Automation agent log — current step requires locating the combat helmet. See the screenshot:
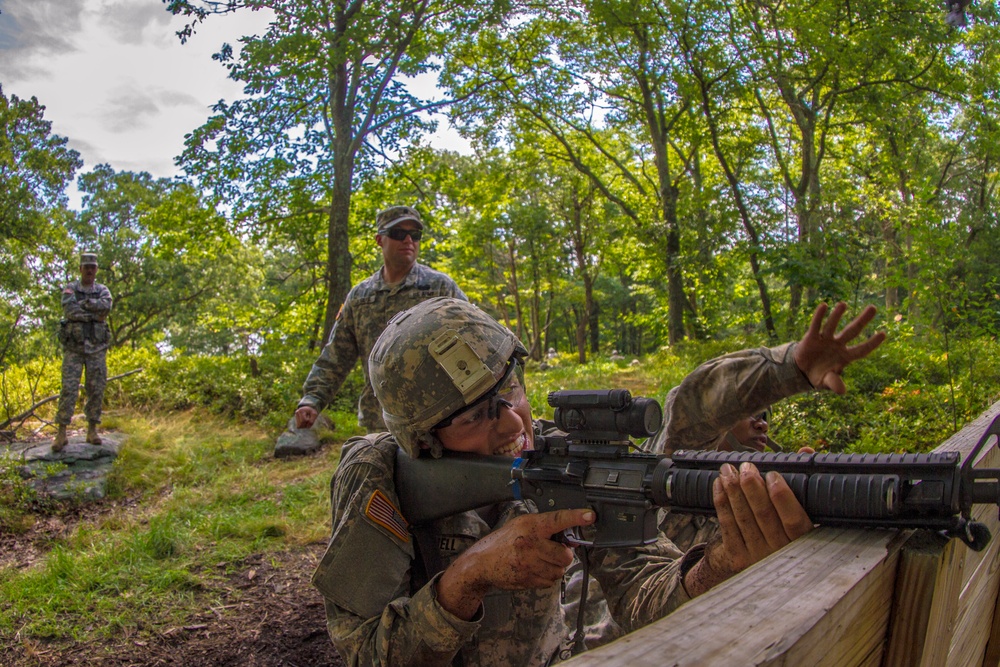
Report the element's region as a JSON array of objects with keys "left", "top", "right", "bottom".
[{"left": 370, "top": 297, "right": 527, "bottom": 458}]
